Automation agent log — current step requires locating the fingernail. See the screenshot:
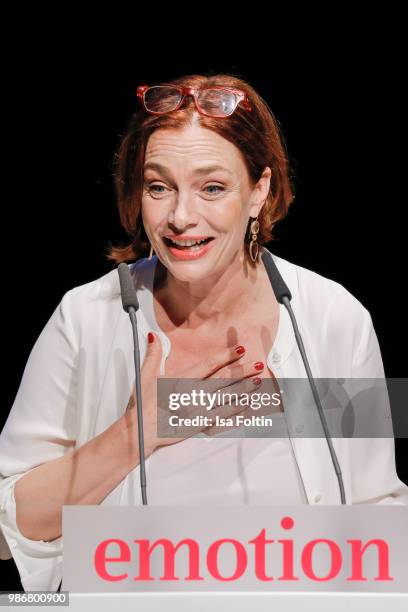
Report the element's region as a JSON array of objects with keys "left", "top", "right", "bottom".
[
  {"left": 252, "top": 377, "right": 262, "bottom": 385},
  {"left": 235, "top": 345, "right": 245, "bottom": 355},
  {"left": 148, "top": 332, "right": 155, "bottom": 344},
  {"left": 254, "top": 361, "right": 264, "bottom": 371}
]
